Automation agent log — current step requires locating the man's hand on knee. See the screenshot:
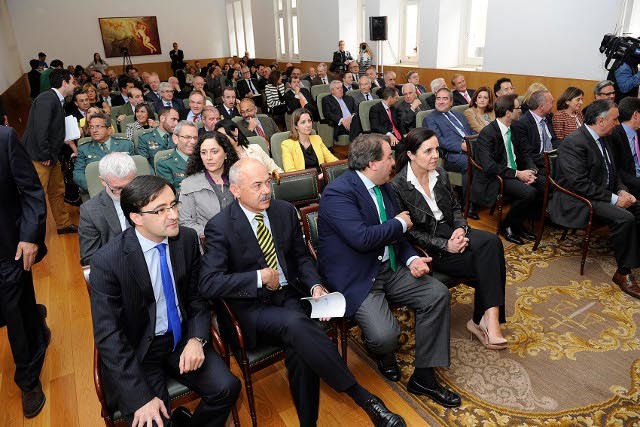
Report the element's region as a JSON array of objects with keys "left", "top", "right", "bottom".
[
  {"left": 132, "top": 397, "right": 168, "bottom": 427},
  {"left": 179, "top": 338, "right": 205, "bottom": 374}
]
